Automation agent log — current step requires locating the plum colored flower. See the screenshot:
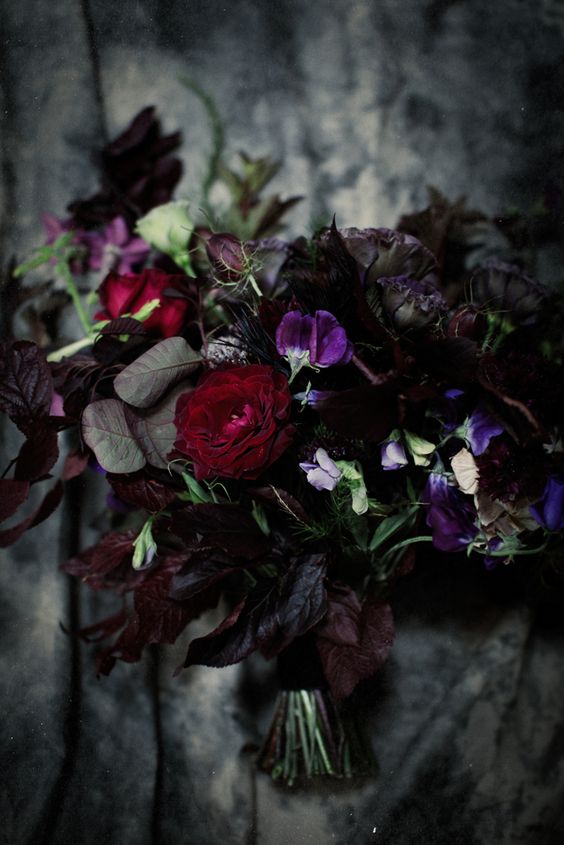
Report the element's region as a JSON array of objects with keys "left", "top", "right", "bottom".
[
  {"left": 95, "top": 268, "right": 192, "bottom": 338},
  {"left": 299, "top": 448, "right": 343, "bottom": 491},
  {"left": 276, "top": 310, "right": 353, "bottom": 378},
  {"left": 381, "top": 440, "right": 408, "bottom": 471},
  {"left": 173, "top": 365, "right": 294, "bottom": 480},
  {"left": 87, "top": 216, "right": 150, "bottom": 275},
  {"left": 206, "top": 233, "right": 246, "bottom": 282},
  {"left": 530, "top": 477, "right": 564, "bottom": 532},
  {"left": 423, "top": 473, "right": 478, "bottom": 553},
  {"left": 378, "top": 276, "right": 447, "bottom": 331},
  {"left": 466, "top": 407, "right": 504, "bottom": 456}
]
